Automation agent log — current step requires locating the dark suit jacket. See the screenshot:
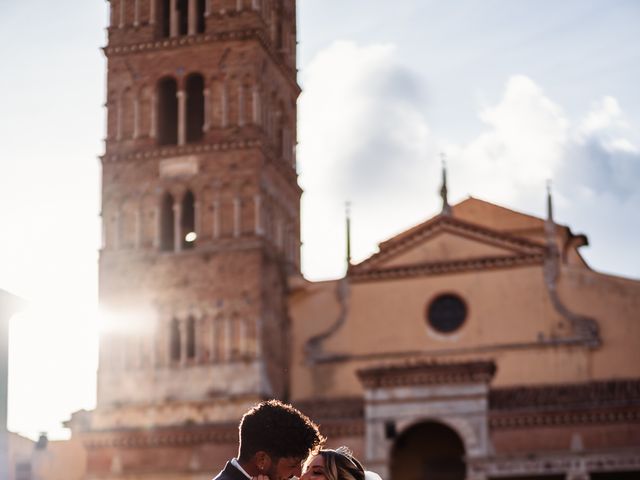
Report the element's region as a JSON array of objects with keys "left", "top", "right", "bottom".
[{"left": 212, "top": 461, "right": 251, "bottom": 480}]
